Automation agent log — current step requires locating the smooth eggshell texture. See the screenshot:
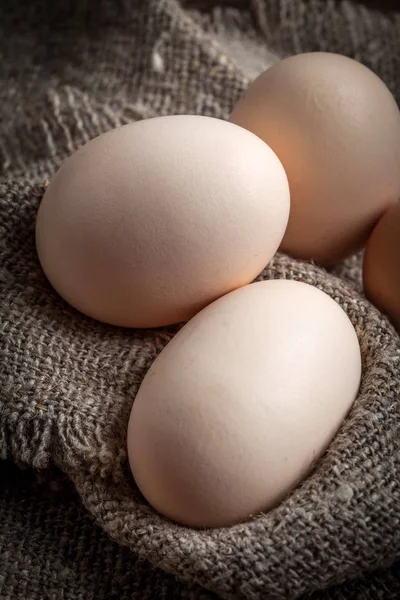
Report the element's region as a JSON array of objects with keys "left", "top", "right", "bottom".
[
  {"left": 127, "top": 279, "right": 361, "bottom": 528},
  {"left": 363, "top": 201, "right": 400, "bottom": 331},
  {"left": 230, "top": 52, "right": 400, "bottom": 265},
  {"left": 35, "top": 115, "right": 289, "bottom": 328}
]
